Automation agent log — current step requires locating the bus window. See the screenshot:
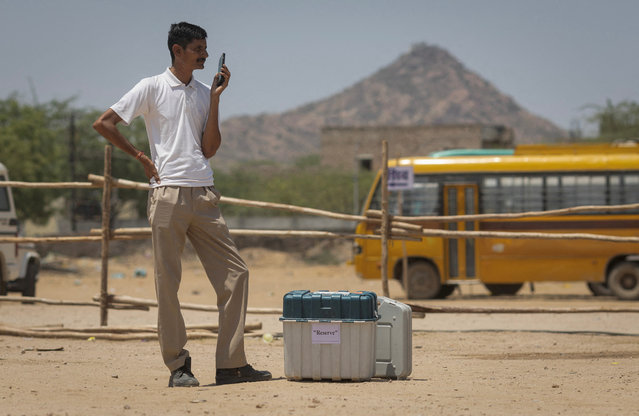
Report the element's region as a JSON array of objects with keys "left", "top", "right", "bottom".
[
  {"left": 576, "top": 176, "right": 606, "bottom": 206},
  {"left": 481, "top": 177, "right": 499, "bottom": 213},
  {"left": 404, "top": 182, "right": 439, "bottom": 215},
  {"left": 369, "top": 175, "right": 440, "bottom": 216},
  {"left": 523, "top": 177, "right": 543, "bottom": 211},
  {"left": 609, "top": 176, "right": 623, "bottom": 205},
  {"left": 561, "top": 176, "right": 578, "bottom": 208},
  {"left": 545, "top": 176, "right": 561, "bottom": 210},
  {"left": 481, "top": 175, "right": 543, "bottom": 213},
  {"left": 504, "top": 176, "right": 522, "bottom": 212},
  {"left": 561, "top": 175, "right": 607, "bottom": 208},
  {"left": 624, "top": 175, "right": 639, "bottom": 204}
]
